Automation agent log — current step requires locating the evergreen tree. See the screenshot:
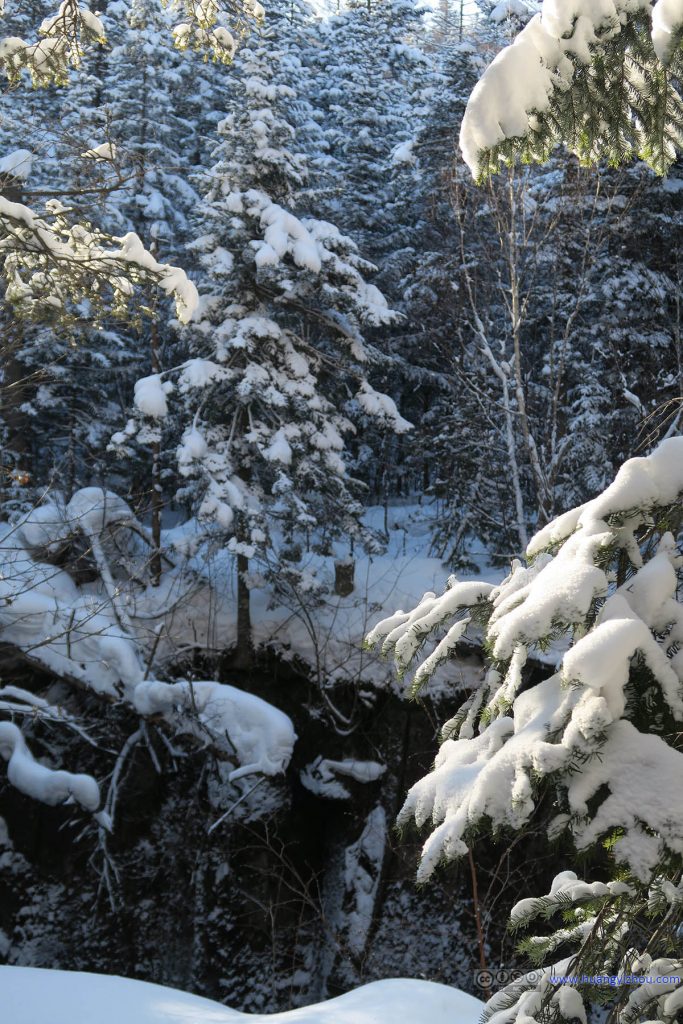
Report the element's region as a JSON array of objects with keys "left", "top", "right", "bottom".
[
  {"left": 312, "top": 0, "right": 433, "bottom": 261},
  {"left": 368, "top": 438, "right": 683, "bottom": 1023},
  {"left": 102, "top": 0, "right": 200, "bottom": 250},
  {"left": 460, "top": 0, "right": 683, "bottom": 179},
  {"left": 164, "top": 35, "right": 410, "bottom": 663}
]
